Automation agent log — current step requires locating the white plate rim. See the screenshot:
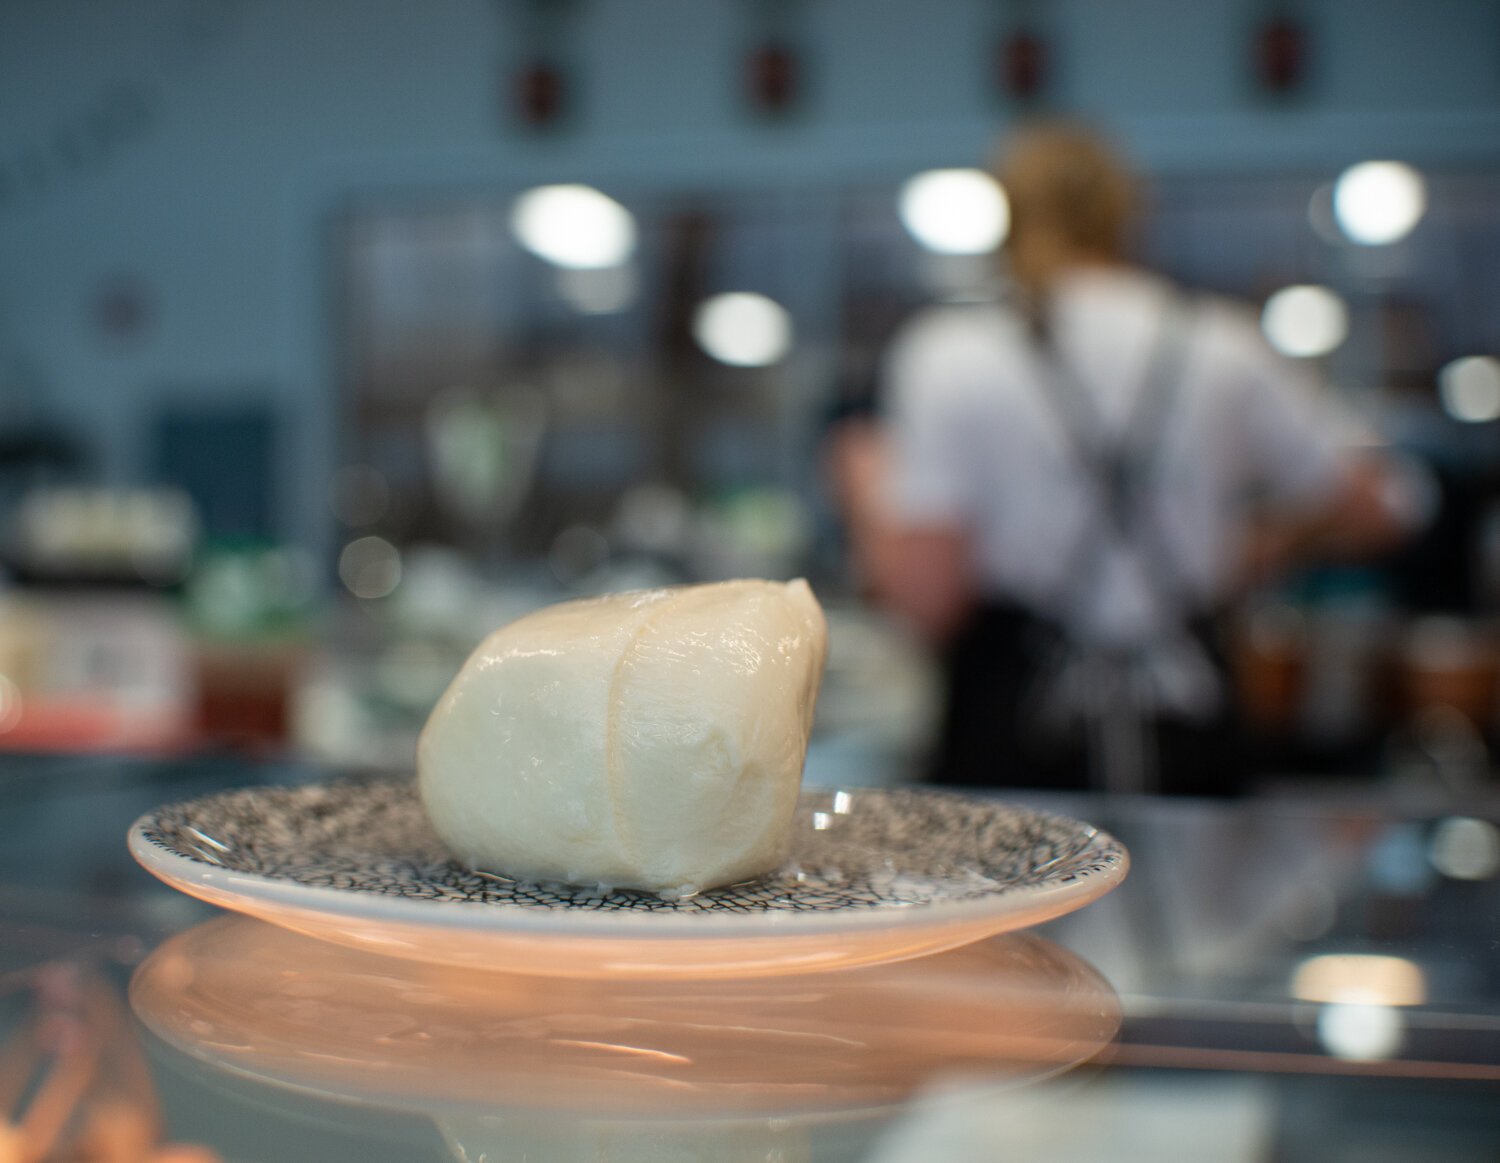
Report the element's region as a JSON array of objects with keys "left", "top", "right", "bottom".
[{"left": 127, "top": 785, "right": 1129, "bottom": 941}]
